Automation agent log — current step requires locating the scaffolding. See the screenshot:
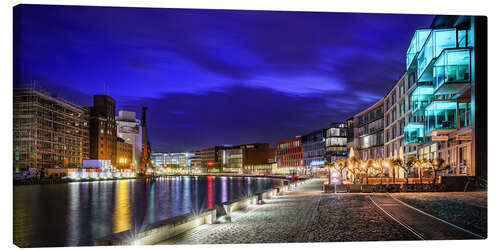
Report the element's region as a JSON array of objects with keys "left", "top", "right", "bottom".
[{"left": 13, "top": 85, "right": 90, "bottom": 171}]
